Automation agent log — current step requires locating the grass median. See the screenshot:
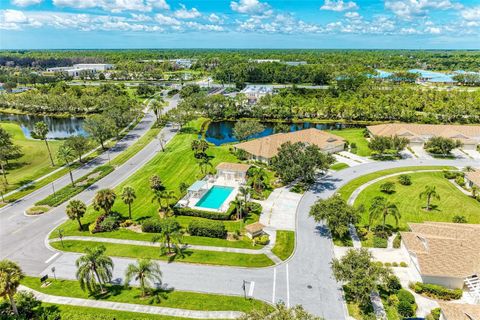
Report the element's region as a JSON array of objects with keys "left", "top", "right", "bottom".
[
  {"left": 22, "top": 276, "right": 270, "bottom": 313},
  {"left": 50, "top": 240, "right": 274, "bottom": 267},
  {"left": 271, "top": 231, "right": 295, "bottom": 261}
]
